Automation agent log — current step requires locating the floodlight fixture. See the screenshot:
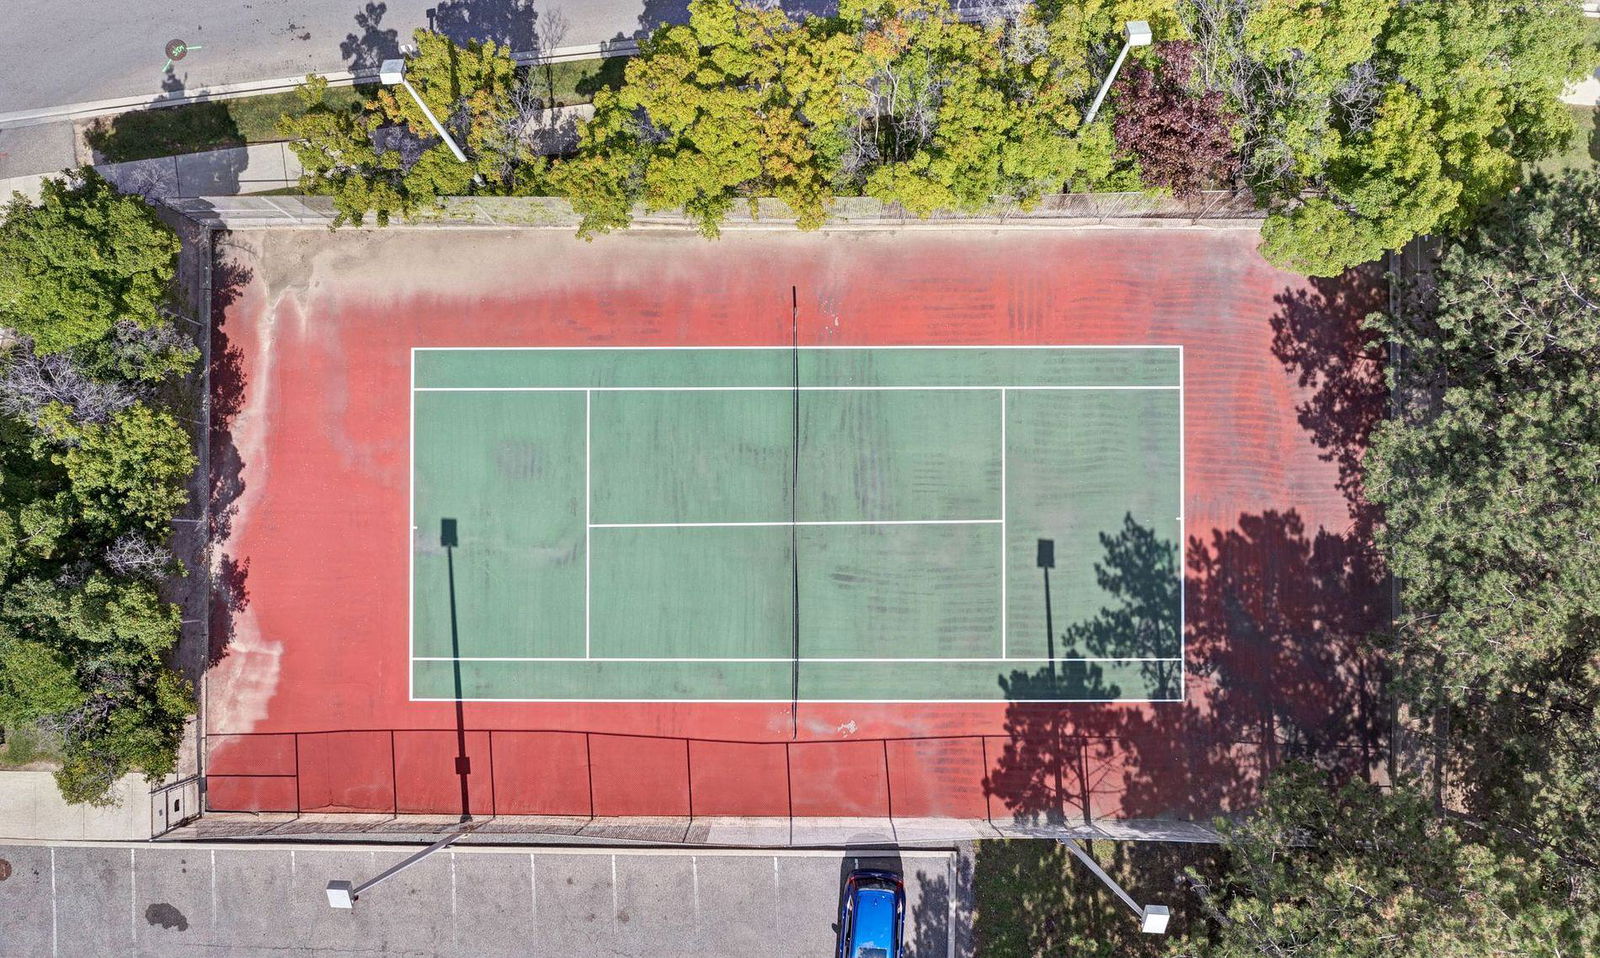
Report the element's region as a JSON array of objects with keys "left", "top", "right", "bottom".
[
  {"left": 378, "top": 57, "right": 469, "bottom": 163},
  {"left": 1083, "top": 21, "right": 1154, "bottom": 125},
  {"left": 1058, "top": 838, "right": 1171, "bottom": 935}
]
